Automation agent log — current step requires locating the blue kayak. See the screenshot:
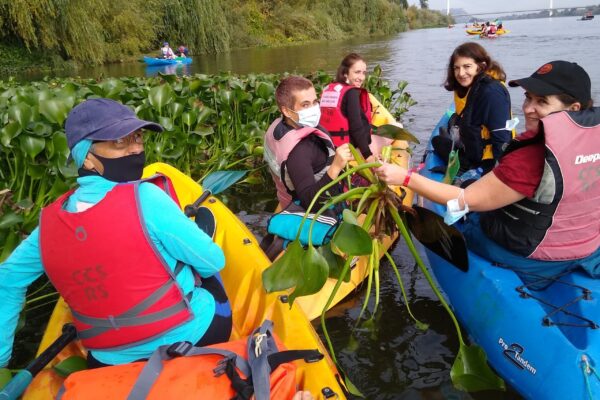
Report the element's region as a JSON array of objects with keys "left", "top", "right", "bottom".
[
  {"left": 143, "top": 56, "right": 192, "bottom": 66},
  {"left": 418, "top": 111, "right": 600, "bottom": 399}
]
